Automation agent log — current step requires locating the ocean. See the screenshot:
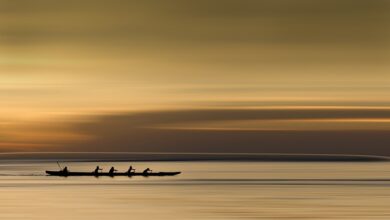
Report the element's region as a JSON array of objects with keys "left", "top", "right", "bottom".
[{"left": 1, "top": 161, "right": 390, "bottom": 219}]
